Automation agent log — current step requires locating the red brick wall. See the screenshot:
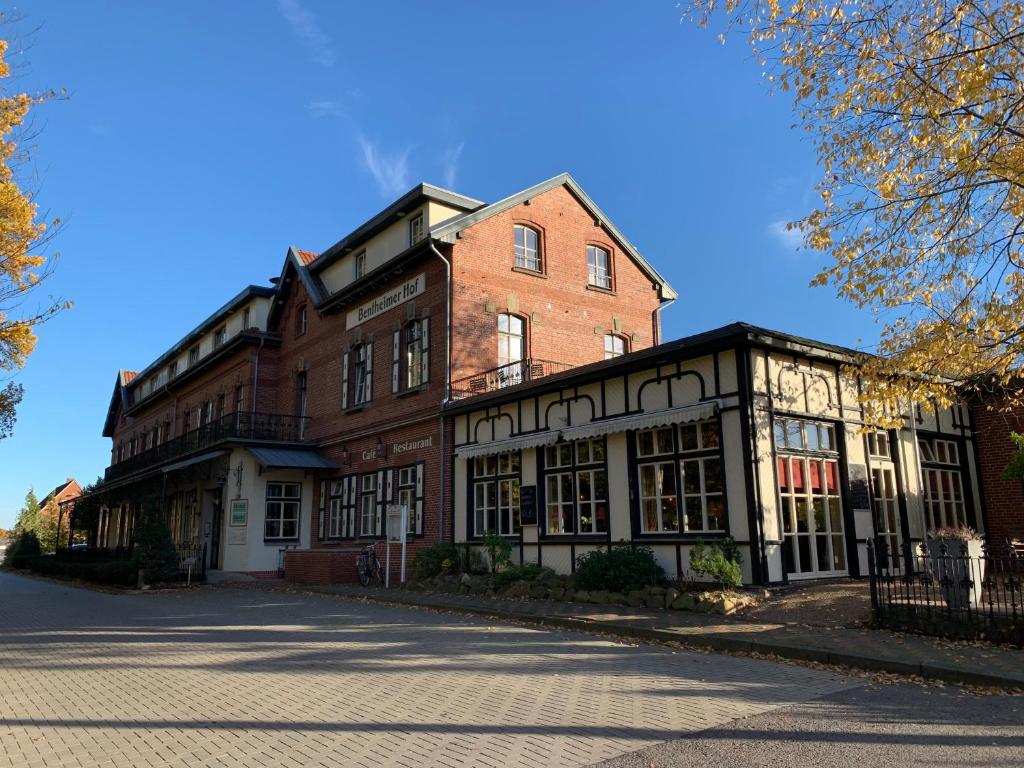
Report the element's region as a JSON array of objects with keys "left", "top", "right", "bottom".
[
  {"left": 449, "top": 184, "right": 663, "bottom": 383},
  {"left": 971, "top": 400, "right": 1024, "bottom": 542}
]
